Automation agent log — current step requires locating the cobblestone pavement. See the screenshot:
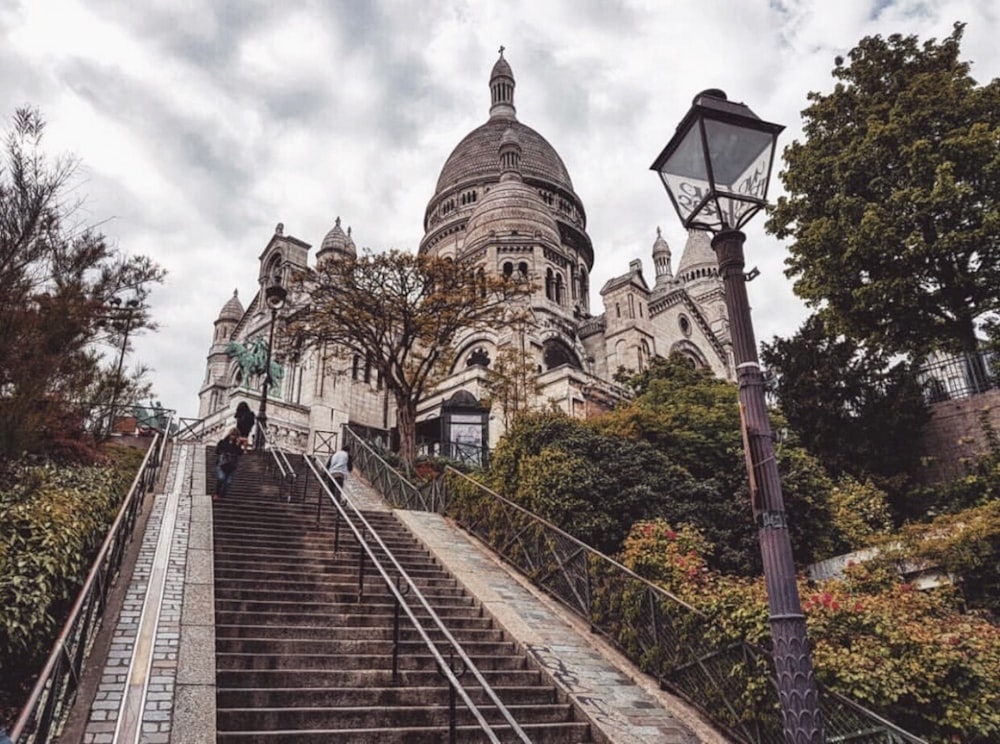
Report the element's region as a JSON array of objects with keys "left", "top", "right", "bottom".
[{"left": 82, "top": 443, "right": 211, "bottom": 744}]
